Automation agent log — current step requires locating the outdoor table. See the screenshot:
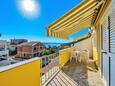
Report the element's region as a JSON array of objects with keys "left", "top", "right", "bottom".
[{"left": 70, "top": 50, "right": 81, "bottom": 63}]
